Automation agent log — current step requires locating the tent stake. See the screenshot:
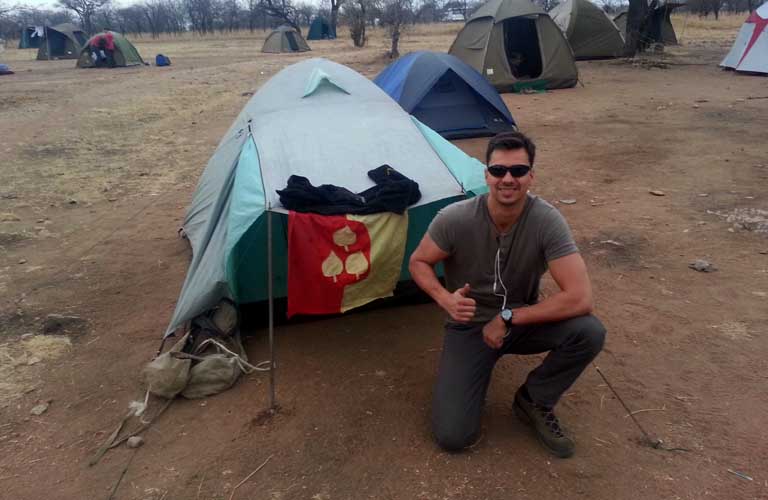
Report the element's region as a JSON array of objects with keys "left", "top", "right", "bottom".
[{"left": 267, "top": 207, "right": 276, "bottom": 410}]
